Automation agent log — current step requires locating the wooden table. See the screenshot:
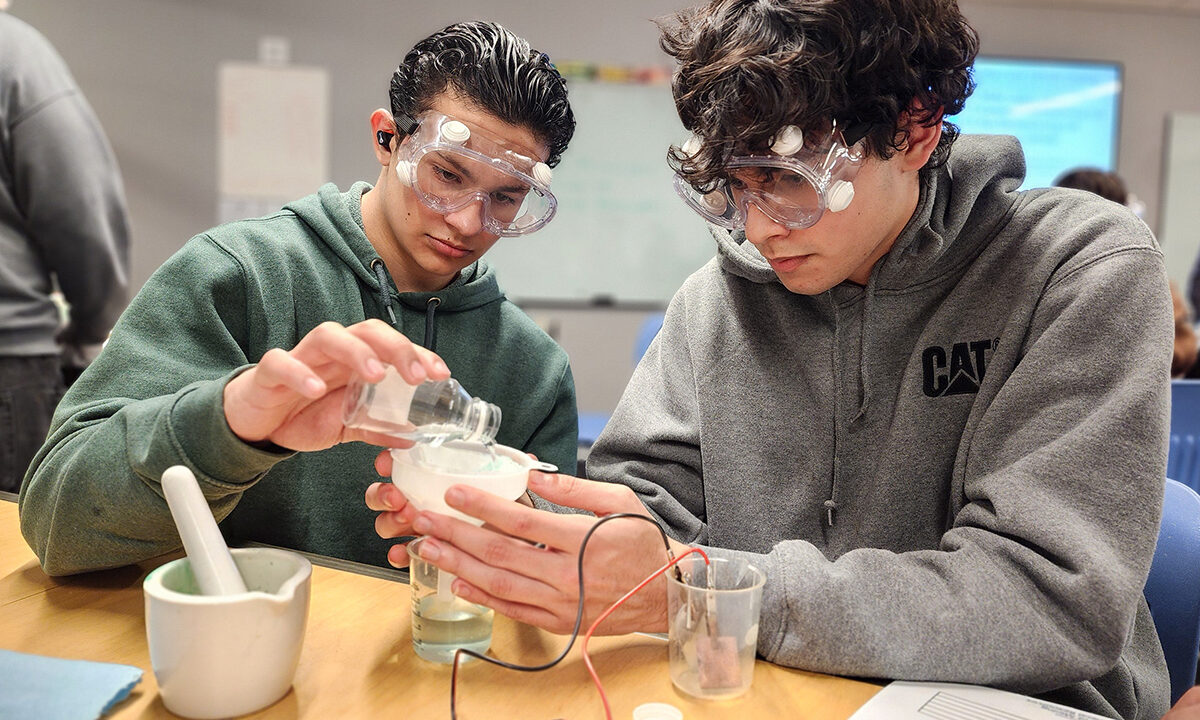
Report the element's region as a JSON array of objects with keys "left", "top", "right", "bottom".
[{"left": 0, "top": 499, "right": 880, "bottom": 718}]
